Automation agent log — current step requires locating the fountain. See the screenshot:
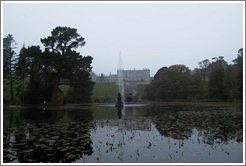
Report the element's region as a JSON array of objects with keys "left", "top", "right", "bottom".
[{"left": 115, "top": 51, "right": 124, "bottom": 108}]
